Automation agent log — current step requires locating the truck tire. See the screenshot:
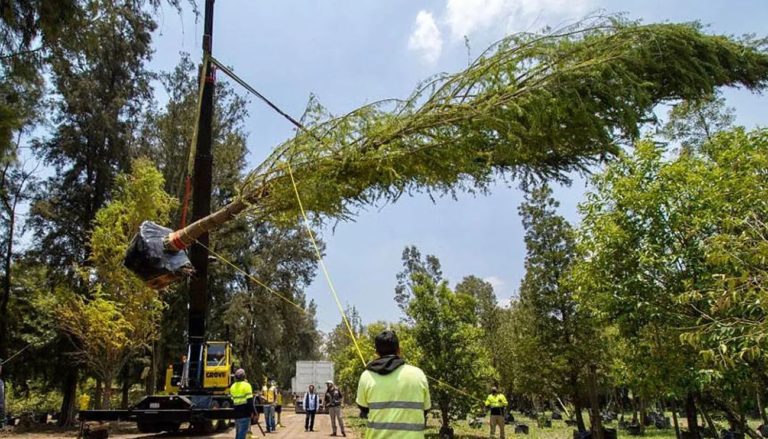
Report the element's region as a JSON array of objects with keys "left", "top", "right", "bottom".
[
  {"left": 217, "top": 400, "right": 232, "bottom": 431},
  {"left": 193, "top": 400, "right": 219, "bottom": 434}
]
